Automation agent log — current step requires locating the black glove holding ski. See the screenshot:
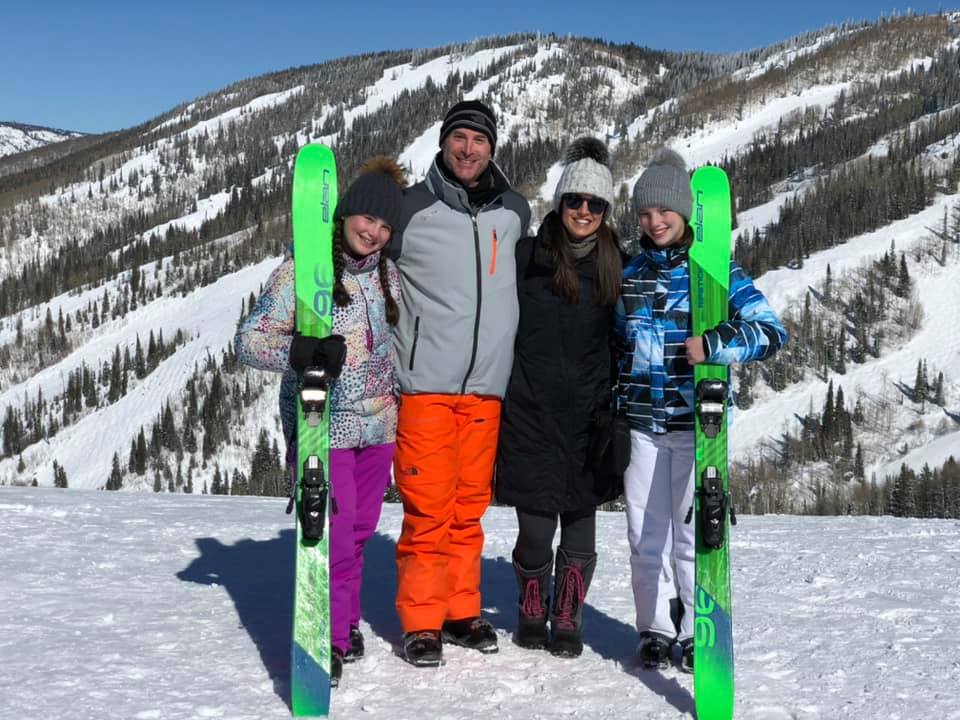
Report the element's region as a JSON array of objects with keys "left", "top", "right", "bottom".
[{"left": 288, "top": 333, "right": 347, "bottom": 378}]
